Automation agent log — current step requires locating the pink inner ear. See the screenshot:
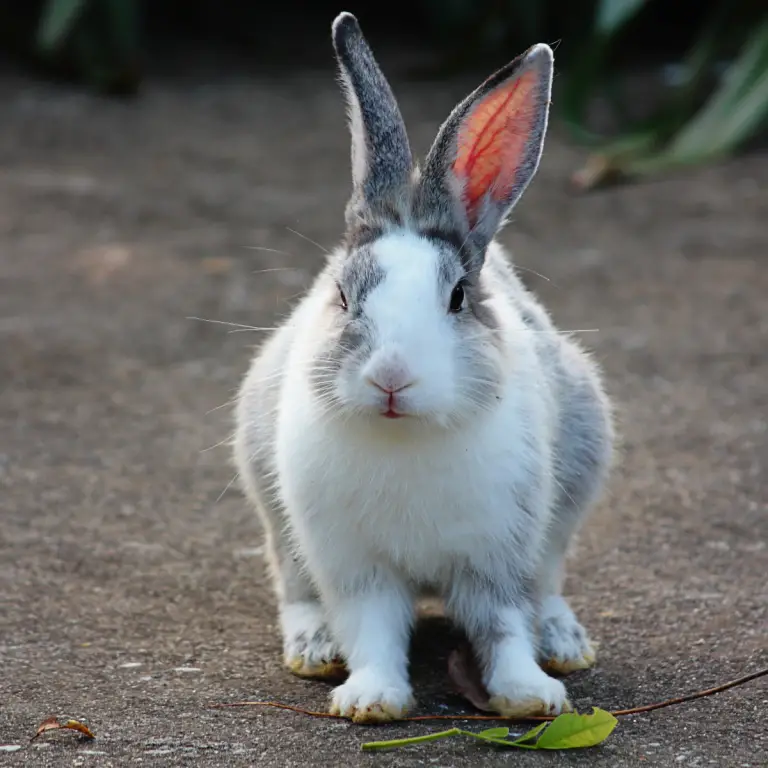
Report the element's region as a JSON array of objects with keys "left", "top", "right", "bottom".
[{"left": 453, "top": 70, "right": 539, "bottom": 221}]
